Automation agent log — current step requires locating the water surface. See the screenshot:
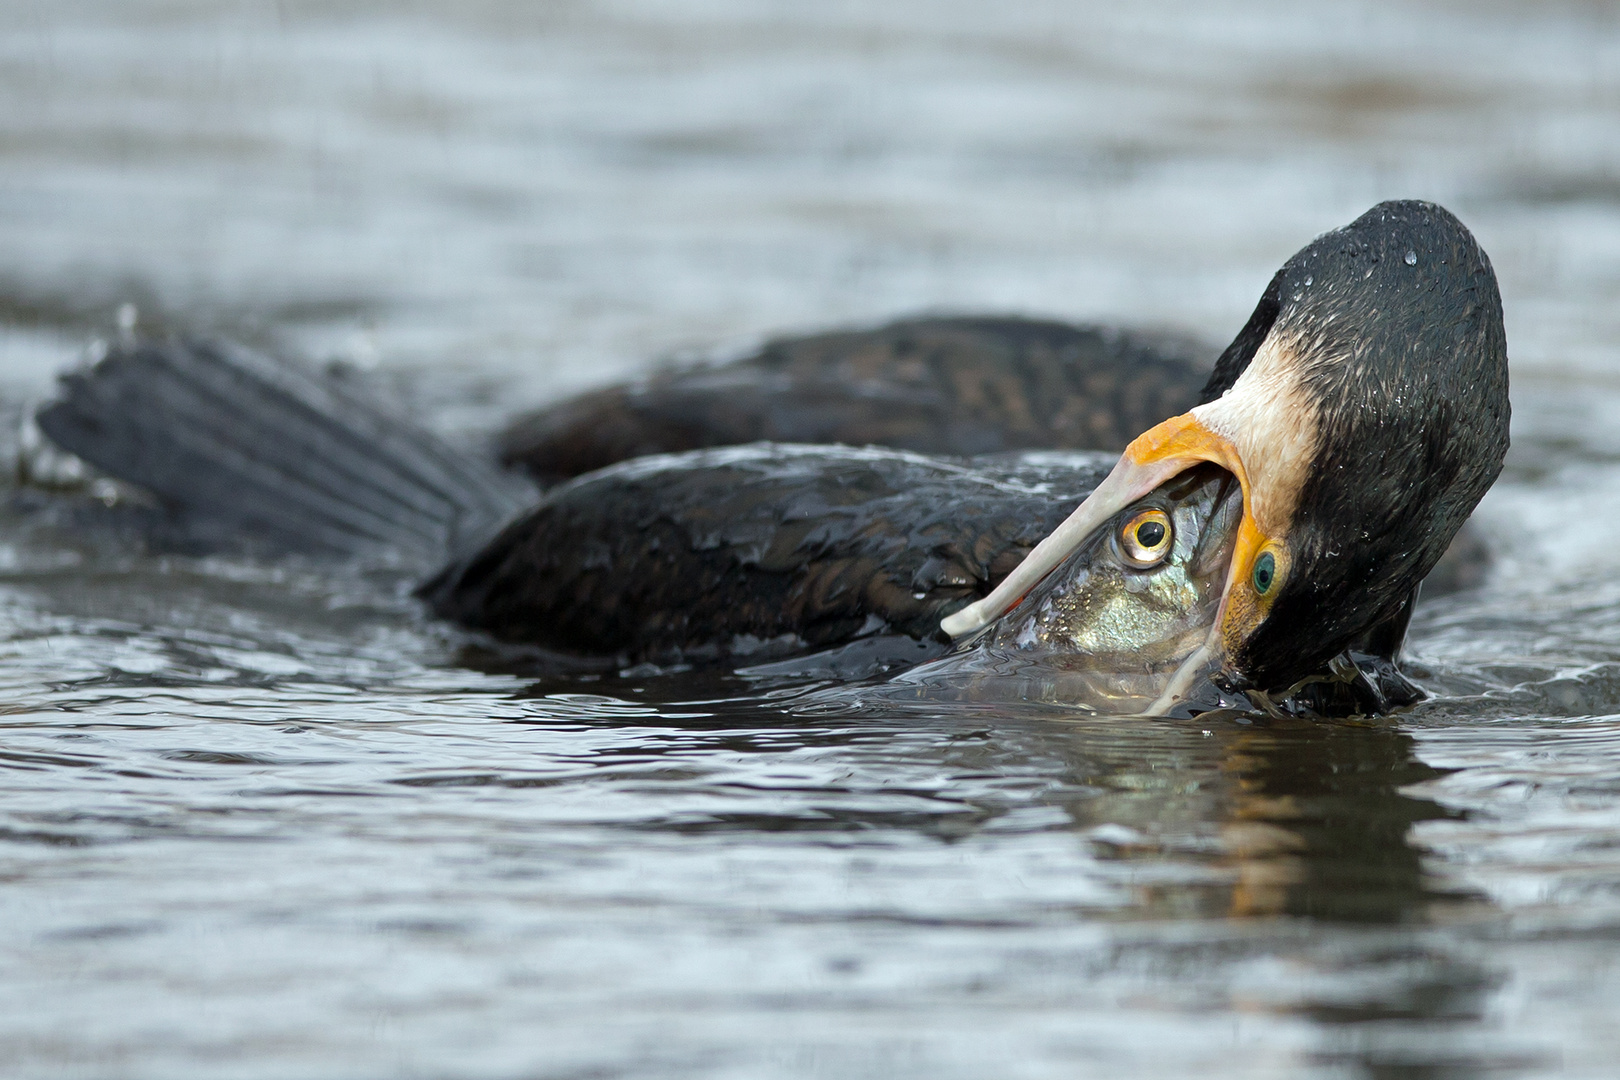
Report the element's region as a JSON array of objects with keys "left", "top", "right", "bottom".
[{"left": 2, "top": 1, "right": 1620, "bottom": 1076}]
